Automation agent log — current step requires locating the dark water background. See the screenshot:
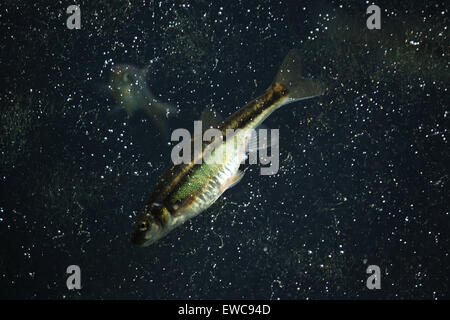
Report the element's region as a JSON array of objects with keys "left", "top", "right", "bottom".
[{"left": 0, "top": 0, "right": 449, "bottom": 299}]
